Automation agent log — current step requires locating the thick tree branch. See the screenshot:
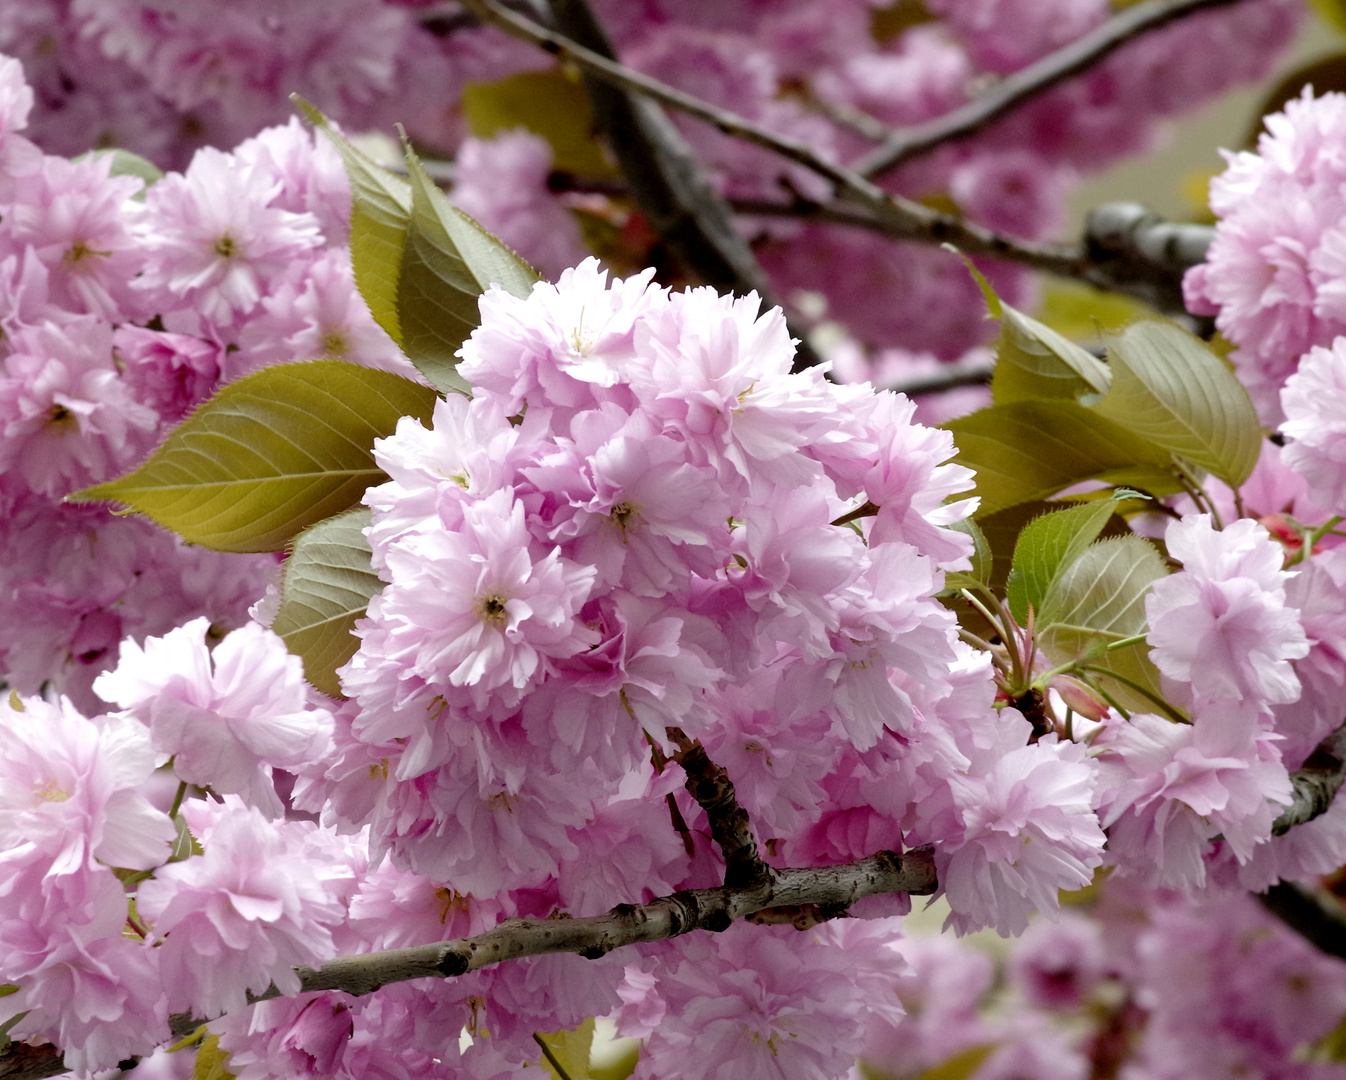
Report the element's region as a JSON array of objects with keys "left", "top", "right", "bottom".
[
  {"left": 1271, "top": 721, "right": 1346, "bottom": 837},
  {"left": 854, "top": 0, "right": 1251, "bottom": 178},
  {"left": 0, "top": 849, "right": 938, "bottom": 1080}
]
